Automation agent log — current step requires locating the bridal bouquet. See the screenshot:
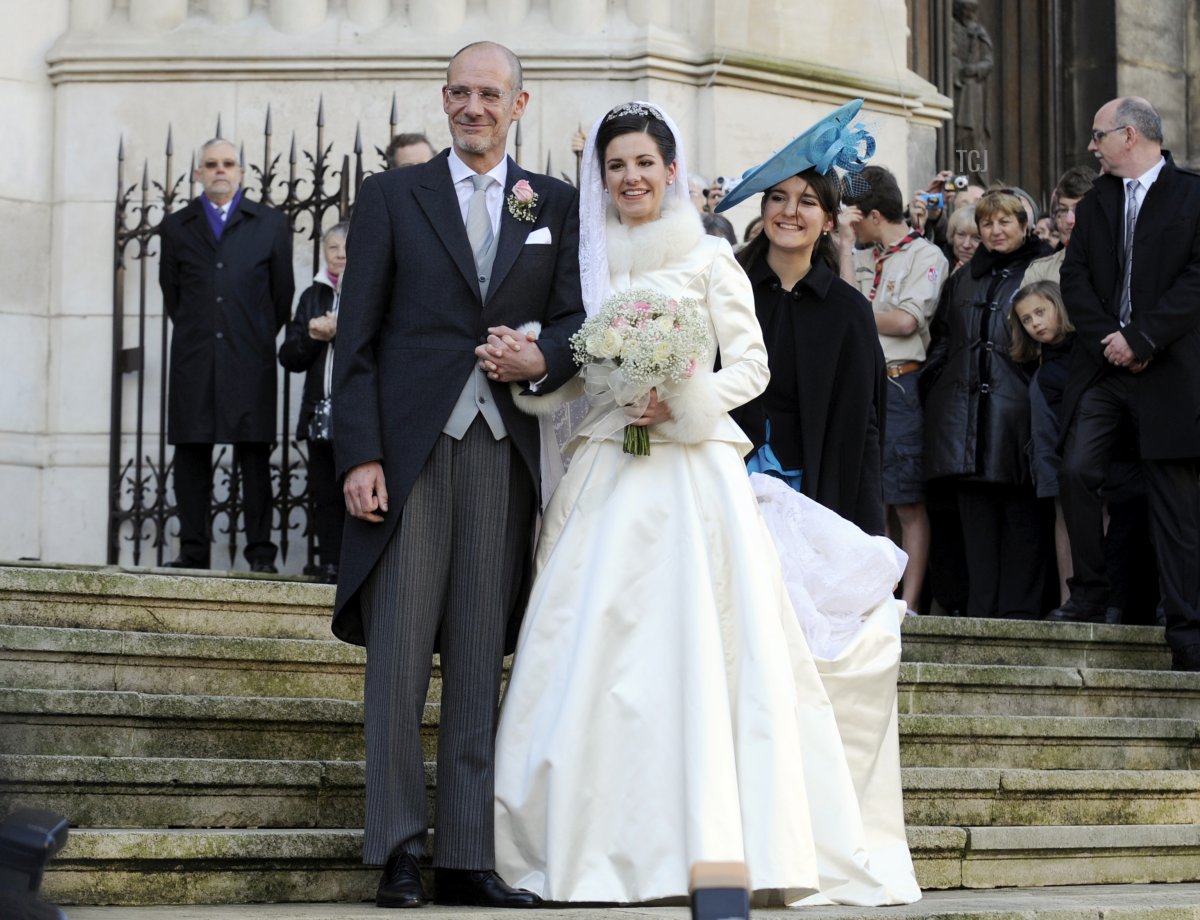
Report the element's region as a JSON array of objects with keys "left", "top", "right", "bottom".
[{"left": 570, "top": 288, "right": 711, "bottom": 455}]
